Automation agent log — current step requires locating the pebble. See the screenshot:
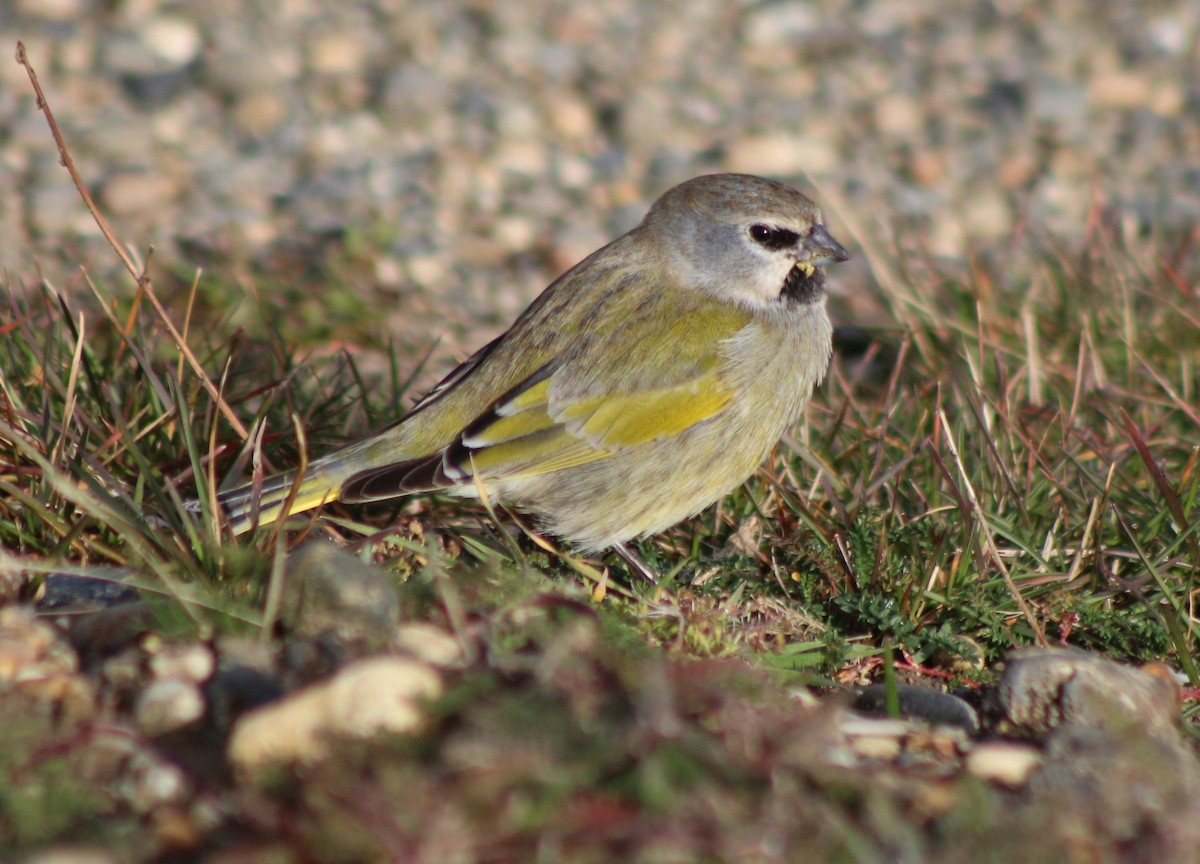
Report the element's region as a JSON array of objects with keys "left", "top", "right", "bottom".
[
  {"left": 280, "top": 542, "right": 400, "bottom": 643},
  {"left": 0, "top": 605, "right": 95, "bottom": 719},
  {"left": 147, "top": 643, "right": 216, "bottom": 683},
  {"left": 740, "top": 2, "right": 822, "bottom": 48},
  {"left": 965, "top": 741, "right": 1043, "bottom": 788},
  {"left": 127, "top": 750, "right": 192, "bottom": 808},
  {"left": 230, "top": 90, "right": 289, "bottom": 136},
  {"left": 227, "top": 656, "right": 443, "bottom": 773},
  {"left": 905, "top": 150, "right": 947, "bottom": 187},
  {"left": 394, "top": 623, "right": 465, "bottom": 667},
  {"left": 15, "top": 0, "right": 88, "bottom": 19},
  {"left": 136, "top": 677, "right": 206, "bottom": 736},
  {"left": 1088, "top": 71, "right": 1153, "bottom": 109},
  {"left": 874, "top": 93, "right": 925, "bottom": 136},
  {"left": 493, "top": 215, "right": 539, "bottom": 251},
  {"left": 20, "top": 849, "right": 121, "bottom": 864},
  {"left": 849, "top": 731, "right": 904, "bottom": 761},
  {"left": 1147, "top": 13, "right": 1193, "bottom": 56},
  {"left": 99, "top": 170, "right": 183, "bottom": 216},
  {"left": 1031, "top": 723, "right": 1200, "bottom": 845},
  {"left": 854, "top": 683, "right": 980, "bottom": 734},
  {"left": 37, "top": 572, "right": 142, "bottom": 610},
  {"left": 308, "top": 32, "right": 370, "bottom": 76},
  {"left": 727, "top": 133, "right": 839, "bottom": 176},
  {"left": 140, "top": 16, "right": 204, "bottom": 67},
  {"left": 547, "top": 95, "right": 596, "bottom": 140},
  {"left": 990, "top": 647, "right": 1181, "bottom": 741},
  {"left": 0, "top": 569, "right": 25, "bottom": 605},
  {"left": 1149, "top": 82, "right": 1185, "bottom": 117}
]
